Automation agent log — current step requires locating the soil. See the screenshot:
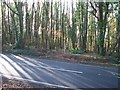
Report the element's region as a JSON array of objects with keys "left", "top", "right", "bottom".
[
  {"left": 47, "top": 50, "right": 119, "bottom": 66},
  {"left": 1, "top": 76, "right": 58, "bottom": 90}
]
